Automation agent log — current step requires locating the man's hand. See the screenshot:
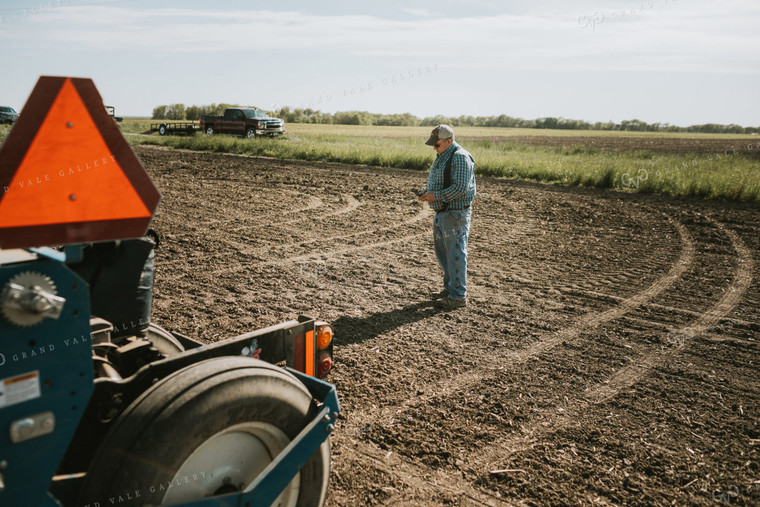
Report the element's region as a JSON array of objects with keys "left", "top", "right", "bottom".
[{"left": 418, "top": 191, "right": 435, "bottom": 203}]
